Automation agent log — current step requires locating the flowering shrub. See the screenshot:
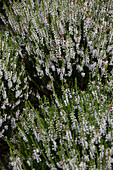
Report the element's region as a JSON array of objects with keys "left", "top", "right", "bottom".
[
  {"left": 0, "top": 29, "right": 30, "bottom": 139},
  {"left": 0, "top": 0, "right": 113, "bottom": 169},
  {"left": 1, "top": 0, "right": 113, "bottom": 93},
  {"left": 6, "top": 77, "right": 113, "bottom": 169}
]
